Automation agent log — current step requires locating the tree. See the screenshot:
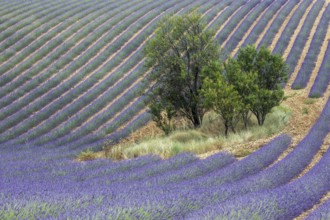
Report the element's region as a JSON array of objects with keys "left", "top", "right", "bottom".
[
  {"left": 144, "top": 10, "right": 221, "bottom": 128},
  {"left": 202, "top": 68, "right": 243, "bottom": 137},
  {"left": 148, "top": 98, "right": 176, "bottom": 135},
  {"left": 223, "top": 58, "right": 258, "bottom": 129},
  {"left": 249, "top": 88, "right": 284, "bottom": 126},
  {"left": 236, "top": 45, "right": 288, "bottom": 125},
  {"left": 237, "top": 45, "right": 288, "bottom": 90}
]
